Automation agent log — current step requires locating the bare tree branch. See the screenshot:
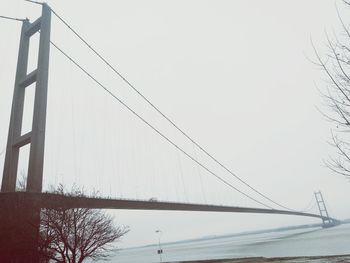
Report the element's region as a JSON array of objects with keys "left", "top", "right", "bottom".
[{"left": 317, "top": 1, "right": 350, "bottom": 178}]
